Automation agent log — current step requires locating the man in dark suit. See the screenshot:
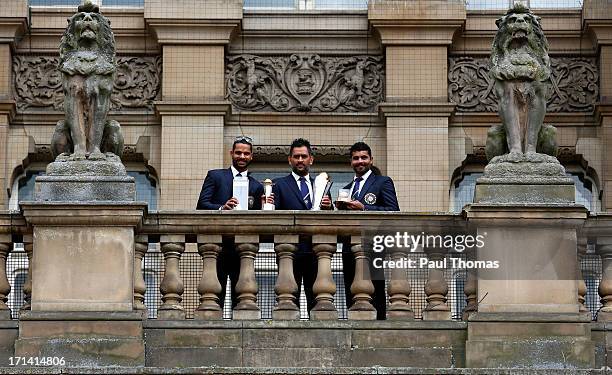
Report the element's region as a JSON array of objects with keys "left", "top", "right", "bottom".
[
  {"left": 340, "top": 141, "right": 400, "bottom": 319},
  {"left": 272, "top": 138, "right": 332, "bottom": 312},
  {"left": 196, "top": 136, "right": 269, "bottom": 309}
]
